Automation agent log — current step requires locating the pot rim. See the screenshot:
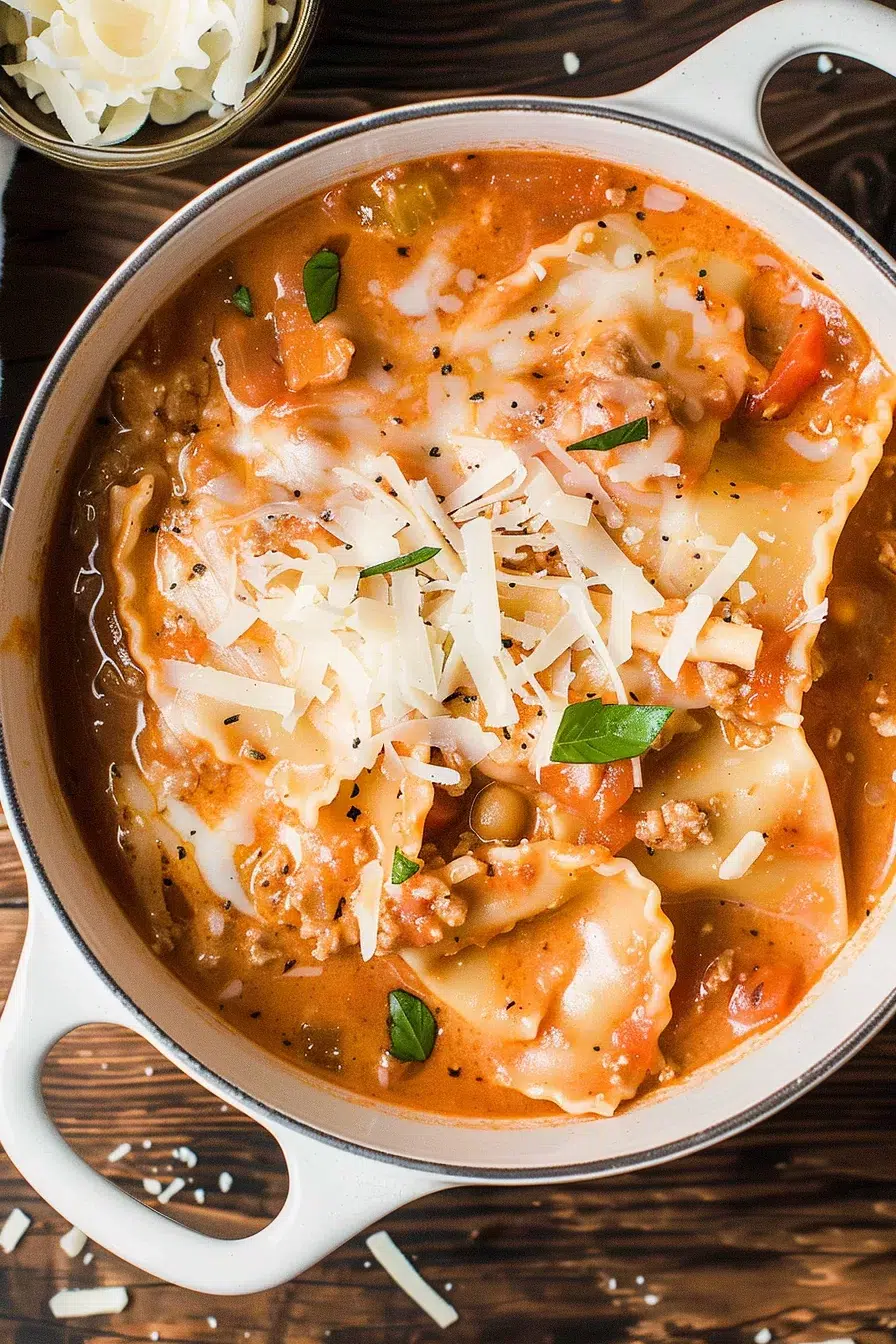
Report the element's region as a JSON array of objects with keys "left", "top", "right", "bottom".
[{"left": 4, "top": 93, "right": 896, "bottom": 1182}]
